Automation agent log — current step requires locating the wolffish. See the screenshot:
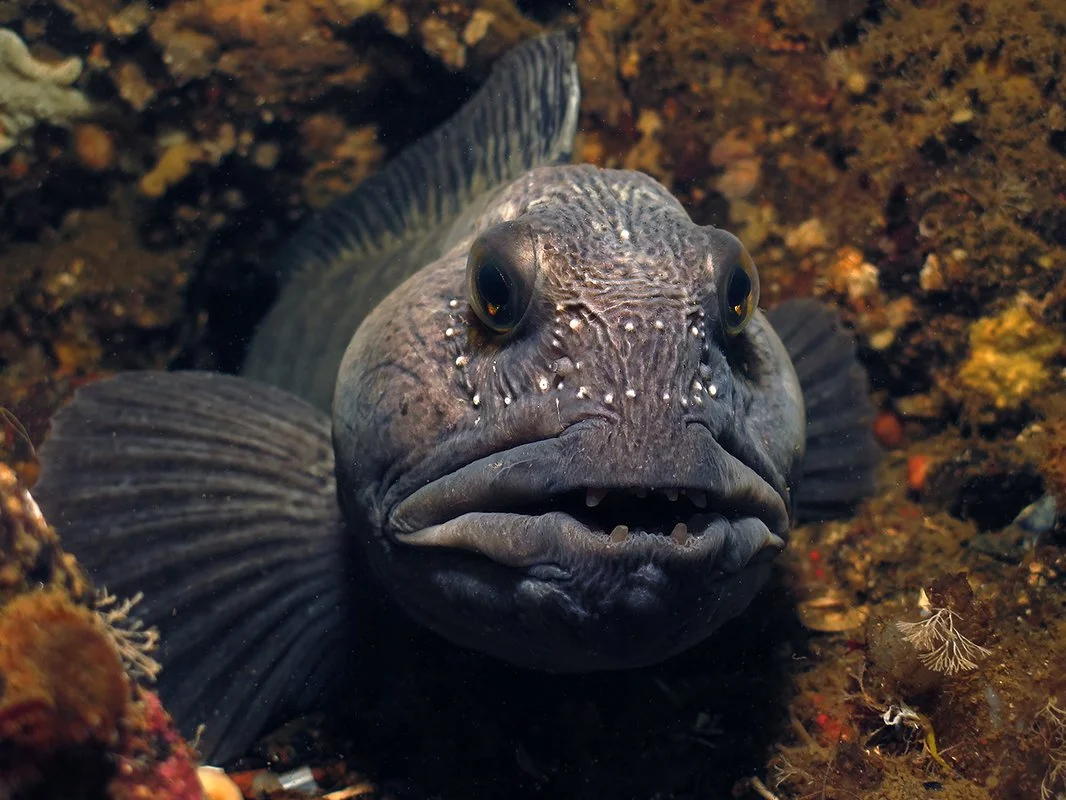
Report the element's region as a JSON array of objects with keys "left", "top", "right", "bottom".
[{"left": 33, "top": 32, "right": 878, "bottom": 763}]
